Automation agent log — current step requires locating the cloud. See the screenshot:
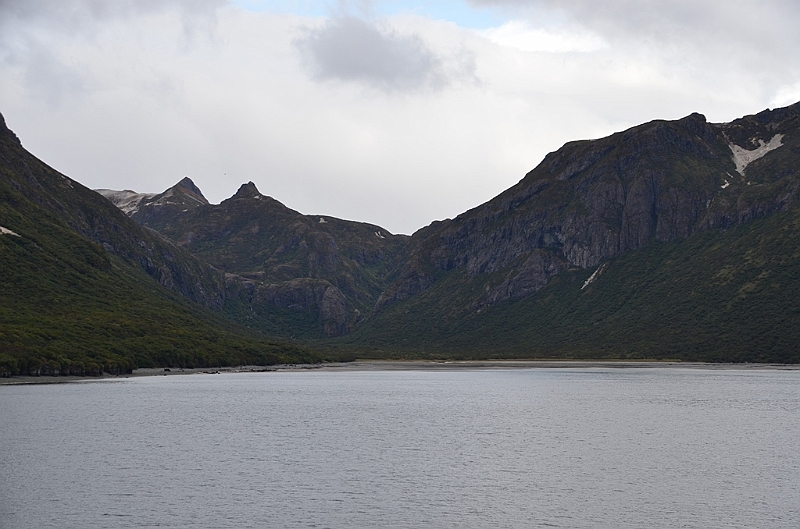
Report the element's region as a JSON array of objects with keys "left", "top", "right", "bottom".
[
  {"left": 0, "top": 0, "right": 224, "bottom": 109},
  {"left": 479, "top": 20, "right": 607, "bottom": 53},
  {"left": 294, "top": 16, "right": 476, "bottom": 93},
  {"left": 0, "top": 0, "right": 224, "bottom": 24},
  {"left": 469, "top": 0, "right": 800, "bottom": 108},
  {"left": 771, "top": 81, "right": 800, "bottom": 108},
  {"left": 0, "top": 0, "right": 224, "bottom": 59}
]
